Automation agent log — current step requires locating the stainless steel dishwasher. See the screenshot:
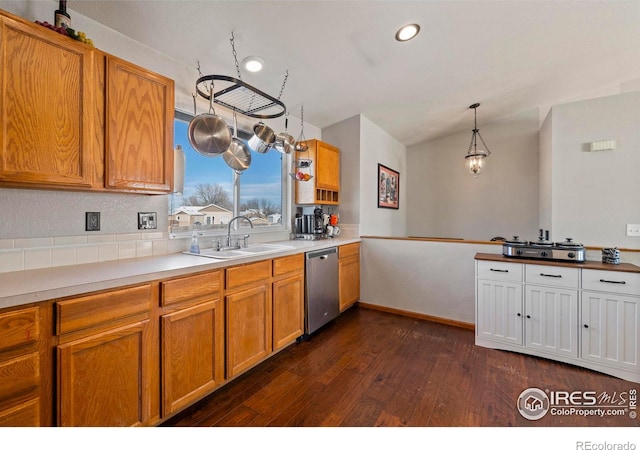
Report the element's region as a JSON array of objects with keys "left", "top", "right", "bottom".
[{"left": 305, "top": 247, "right": 339, "bottom": 335}]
